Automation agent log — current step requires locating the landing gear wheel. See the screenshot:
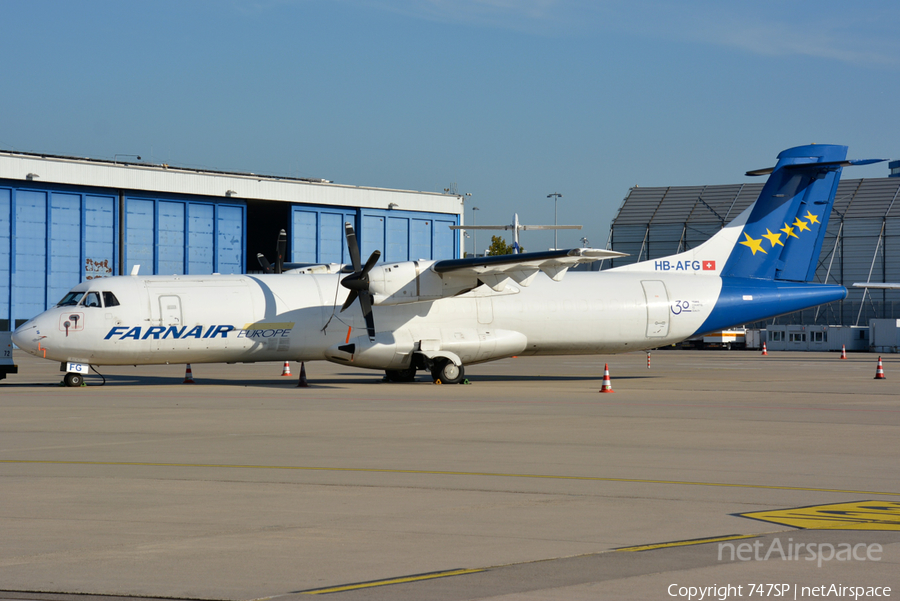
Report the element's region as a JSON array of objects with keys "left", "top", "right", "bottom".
[
  {"left": 385, "top": 366, "right": 417, "bottom": 382},
  {"left": 64, "top": 372, "right": 84, "bottom": 387},
  {"left": 431, "top": 360, "right": 464, "bottom": 384}
]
